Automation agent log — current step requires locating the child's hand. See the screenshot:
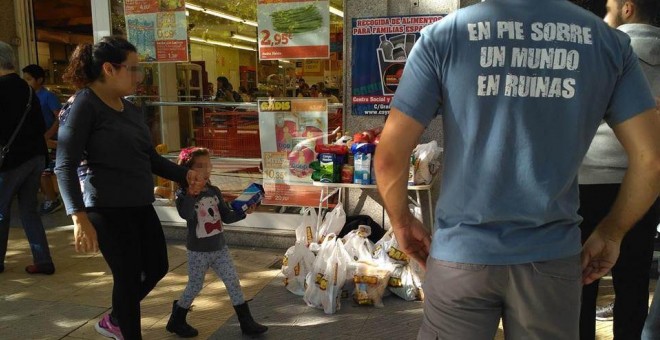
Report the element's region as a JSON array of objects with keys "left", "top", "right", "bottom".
[
  {"left": 245, "top": 204, "right": 257, "bottom": 214},
  {"left": 186, "top": 170, "right": 205, "bottom": 195}
]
